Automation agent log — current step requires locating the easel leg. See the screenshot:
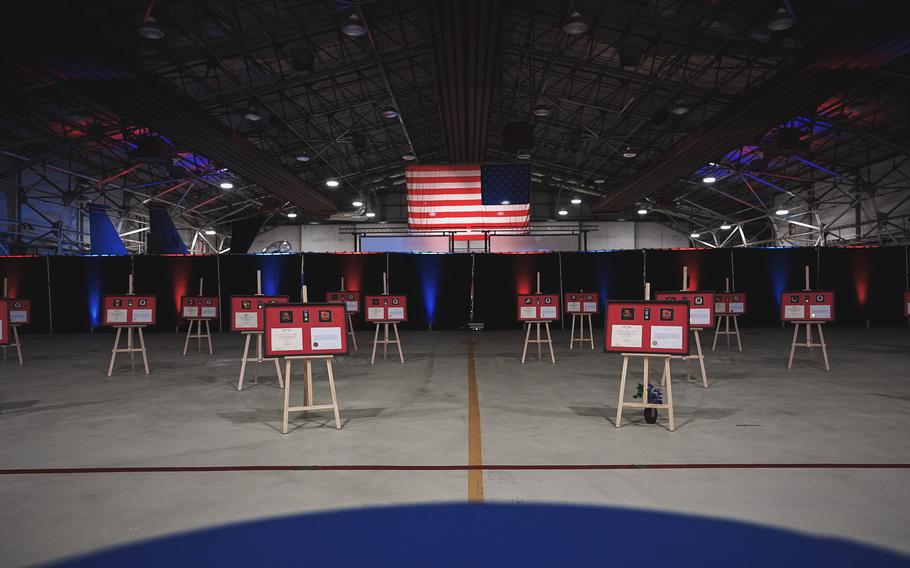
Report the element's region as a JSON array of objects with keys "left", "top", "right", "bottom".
[
  {"left": 725, "top": 316, "right": 731, "bottom": 349},
  {"left": 13, "top": 327, "right": 23, "bottom": 366},
  {"left": 664, "top": 357, "right": 675, "bottom": 431},
  {"left": 642, "top": 357, "right": 650, "bottom": 419},
  {"left": 393, "top": 323, "right": 404, "bottom": 363},
  {"left": 254, "top": 334, "right": 263, "bottom": 384},
  {"left": 327, "top": 359, "right": 342, "bottom": 430},
  {"left": 274, "top": 357, "right": 285, "bottom": 389},
  {"left": 712, "top": 316, "right": 721, "bottom": 351},
  {"left": 138, "top": 328, "right": 149, "bottom": 375},
  {"left": 536, "top": 322, "right": 542, "bottom": 360},
  {"left": 304, "top": 359, "right": 313, "bottom": 406},
  {"left": 817, "top": 324, "right": 830, "bottom": 371},
  {"left": 205, "top": 320, "right": 213, "bottom": 355},
  {"left": 127, "top": 327, "right": 135, "bottom": 371},
  {"left": 570, "top": 314, "right": 576, "bottom": 349},
  {"left": 733, "top": 316, "right": 742, "bottom": 352},
  {"left": 787, "top": 323, "right": 799, "bottom": 369},
  {"left": 694, "top": 329, "right": 708, "bottom": 388},
  {"left": 183, "top": 320, "right": 193, "bottom": 355},
  {"left": 371, "top": 324, "right": 380, "bottom": 365},
  {"left": 108, "top": 327, "right": 122, "bottom": 377},
  {"left": 282, "top": 358, "right": 292, "bottom": 434},
  {"left": 521, "top": 323, "right": 531, "bottom": 363},
  {"left": 807, "top": 323, "right": 815, "bottom": 362},
  {"left": 348, "top": 314, "right": 358, "bottom": 352},
  {"left": 237, "top": 334, "right": 252, "bottom": 391},
  {"left": 615, "top": 355, "right": 629, "bottom": 428},
  {"left": 545, "top": 322, "right": 555, "bottom": 364},
  {"left": 383, "top": 323, "right": 389, "bottom": 360}
]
